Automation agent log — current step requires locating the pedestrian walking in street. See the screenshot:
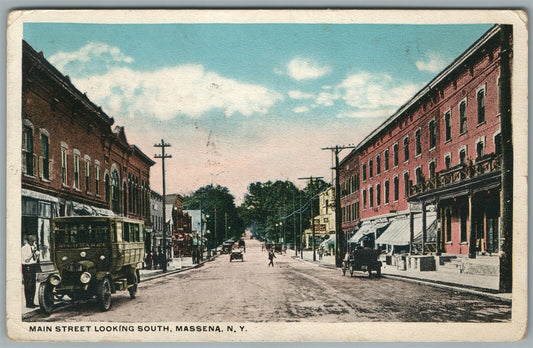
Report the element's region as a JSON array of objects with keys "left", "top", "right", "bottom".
[
  {"left": 268, "top": 250, "right": 276, "bottom": 267},
  {"left": 21, "top": 235, "right": 40, "bottom": 308}
]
